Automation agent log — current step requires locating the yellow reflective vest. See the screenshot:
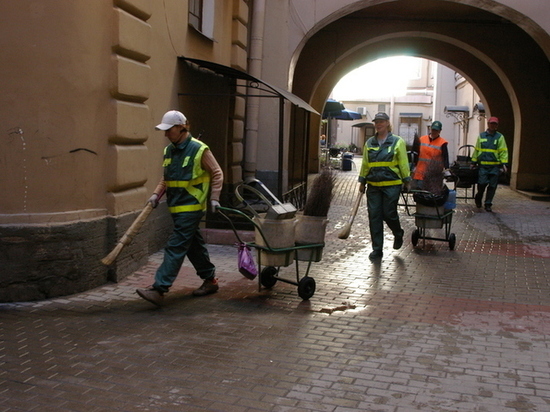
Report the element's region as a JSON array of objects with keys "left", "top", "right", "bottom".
[
  {"left": 359, "top": 133, "right": 411, "bottom": 187},
  {"left": 163, "top": 136, "right": 210, "bottom": 213}
]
